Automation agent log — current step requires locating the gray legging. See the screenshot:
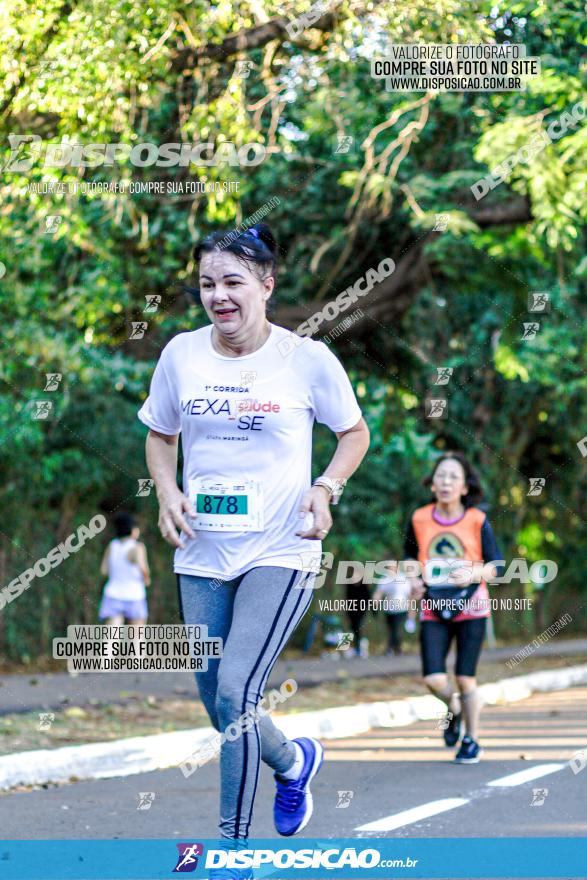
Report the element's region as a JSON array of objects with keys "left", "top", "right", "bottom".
[{"left": 178, "top": 567, "right": 315, "bottom": 840}]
